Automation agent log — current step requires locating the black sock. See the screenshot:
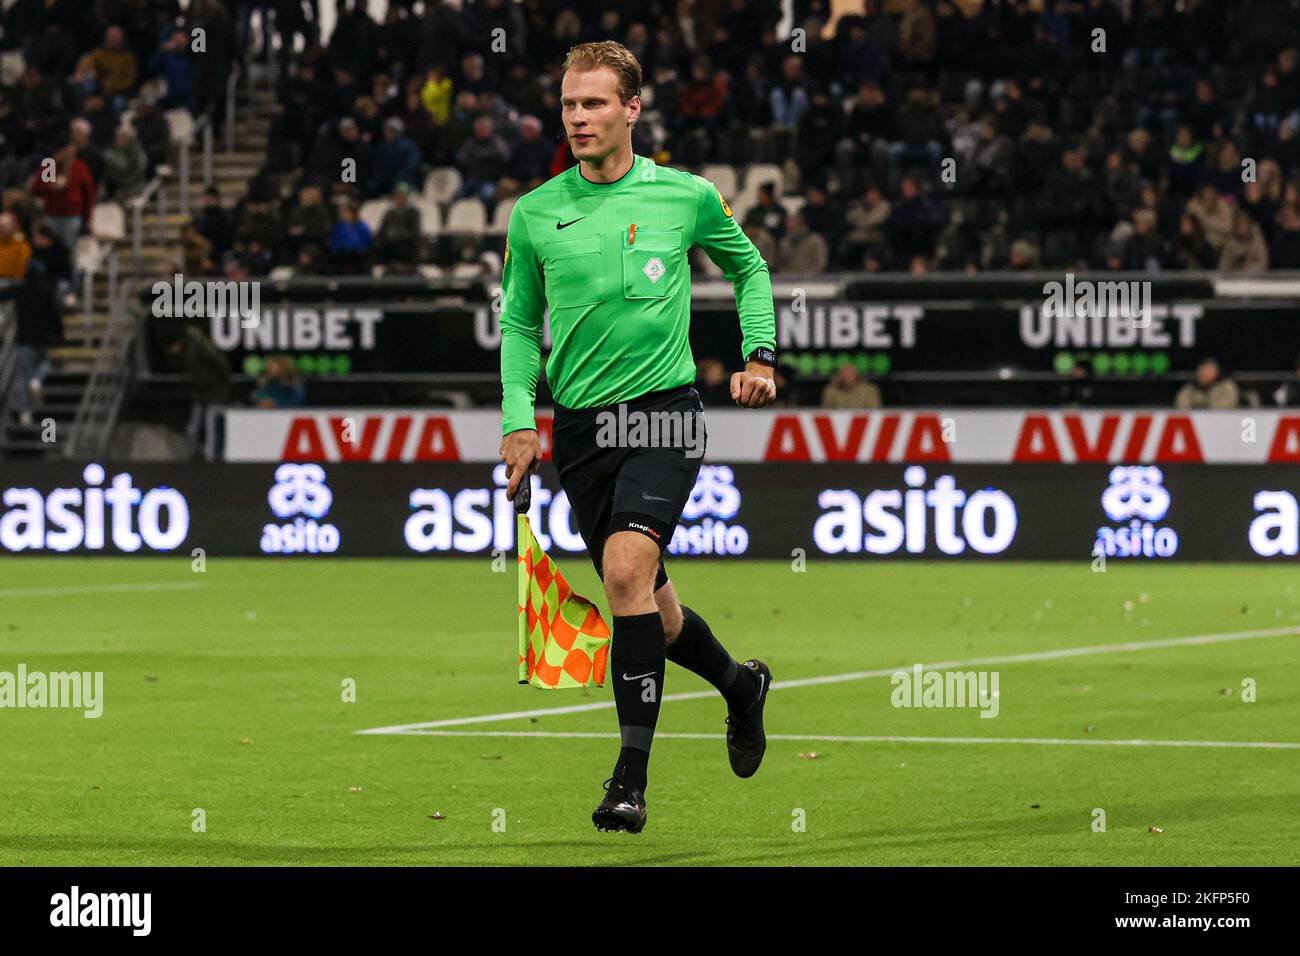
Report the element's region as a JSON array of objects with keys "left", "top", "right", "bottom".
[
  {"left": 668, "top": 605, "right": 756, "bottom": 712},
  {"left": 610, "top": 612, "right": 666, "bottom": 792}
]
